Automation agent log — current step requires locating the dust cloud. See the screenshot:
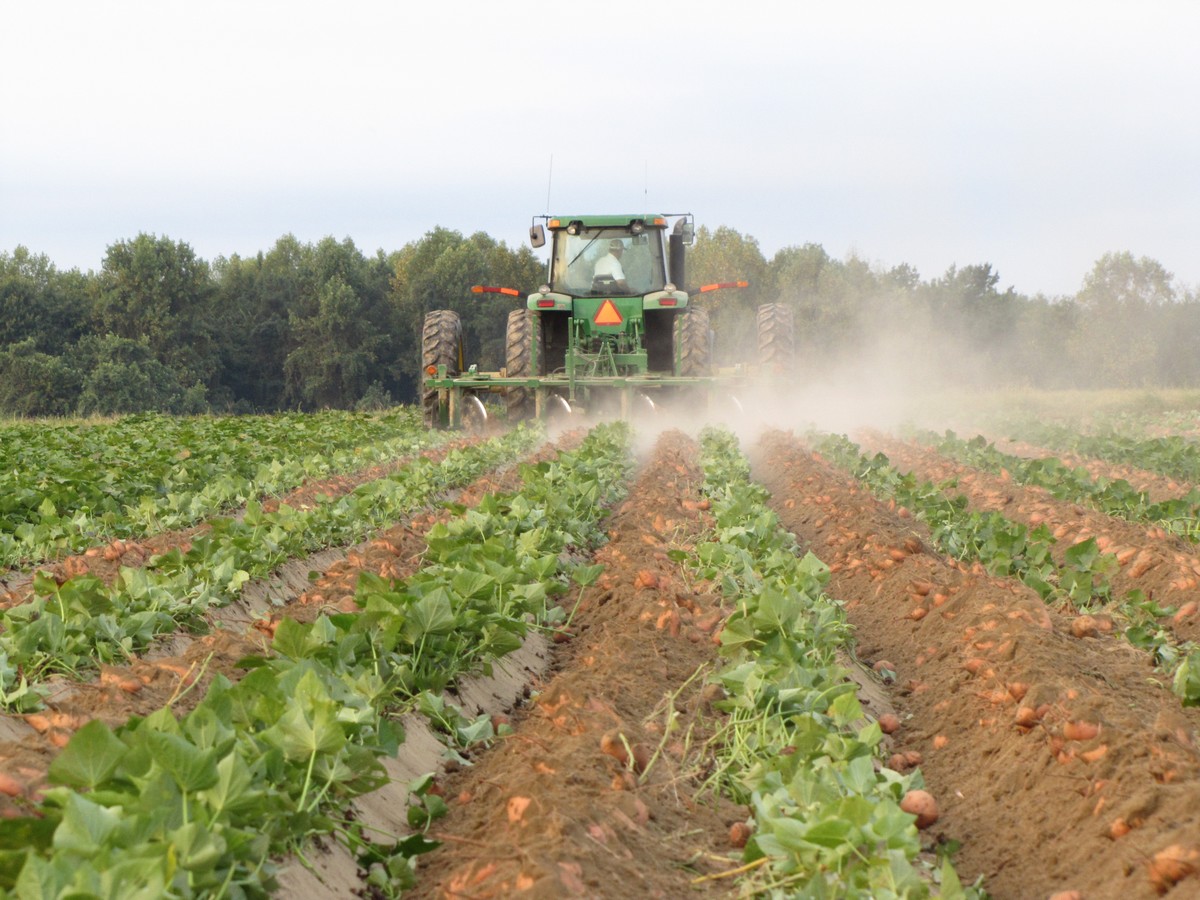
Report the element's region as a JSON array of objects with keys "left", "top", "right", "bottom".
[{"left": 611, "top": 309, "right": 1007, "bottom": 458}]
